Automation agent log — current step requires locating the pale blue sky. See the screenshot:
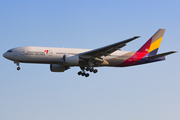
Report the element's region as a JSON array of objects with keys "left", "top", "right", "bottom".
[{"left": 0, "top": 0, "right": 180, "bottom": 120}]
